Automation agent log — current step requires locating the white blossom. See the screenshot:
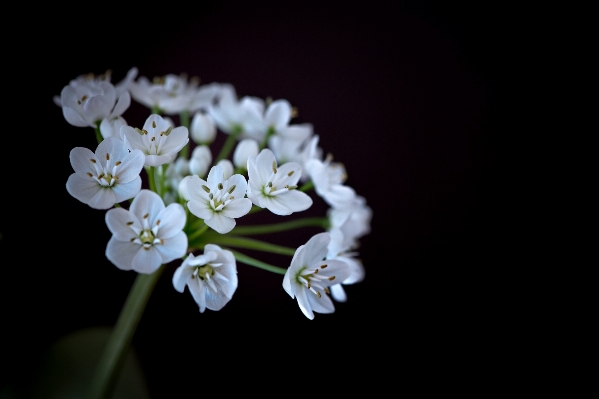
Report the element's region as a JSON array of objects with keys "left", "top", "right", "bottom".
[
  {"left": 66, "top": 137, "right": 145, "bottom": 209},
  {"left": 99, "top": 116, "right": 127, "bottom": 140},
  {"left": 105, "top": 189, "right": 188, "bottom": 274},
  {"left": 208, "top": 95, "right": 264, "bottom": 138},
  {"left": 326, "top": 228, "right": 365, "bottom": 303},
  {"left": 282, "top": 232, "right": 351, "bottom": 320},
  {"left": 121, "top": 114, "right": 189, "bottom": 167},
  {"left": 129, "top": 73, "right": 200, "bottom": 114},
  {"left": 246, "top": 148, "right": 312, "bottom": 215},
  {"left": 184, "top": 165, "right": 252, "bottom": 234},
  {"left": 172, "top": 245, "right": 238, "bottom": 313},
  {"left": 59, "top": 79, "right": 131, "bottom": 128},
  {"left": 305, "top": 155, "right": 356, "bottom": 208}
]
